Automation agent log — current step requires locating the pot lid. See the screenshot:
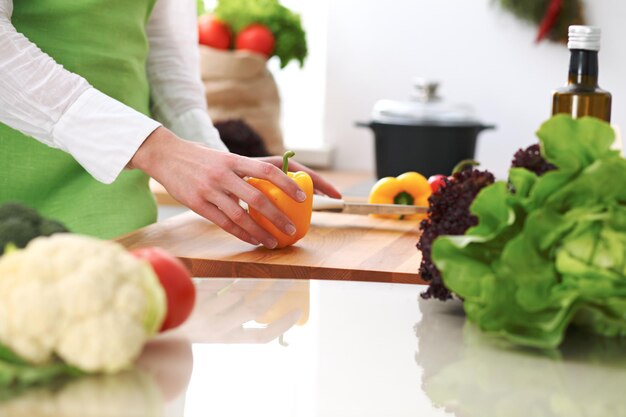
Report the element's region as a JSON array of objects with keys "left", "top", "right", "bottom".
[{"left": 371, "top": 78, "right": 480, "bottom": 125}]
